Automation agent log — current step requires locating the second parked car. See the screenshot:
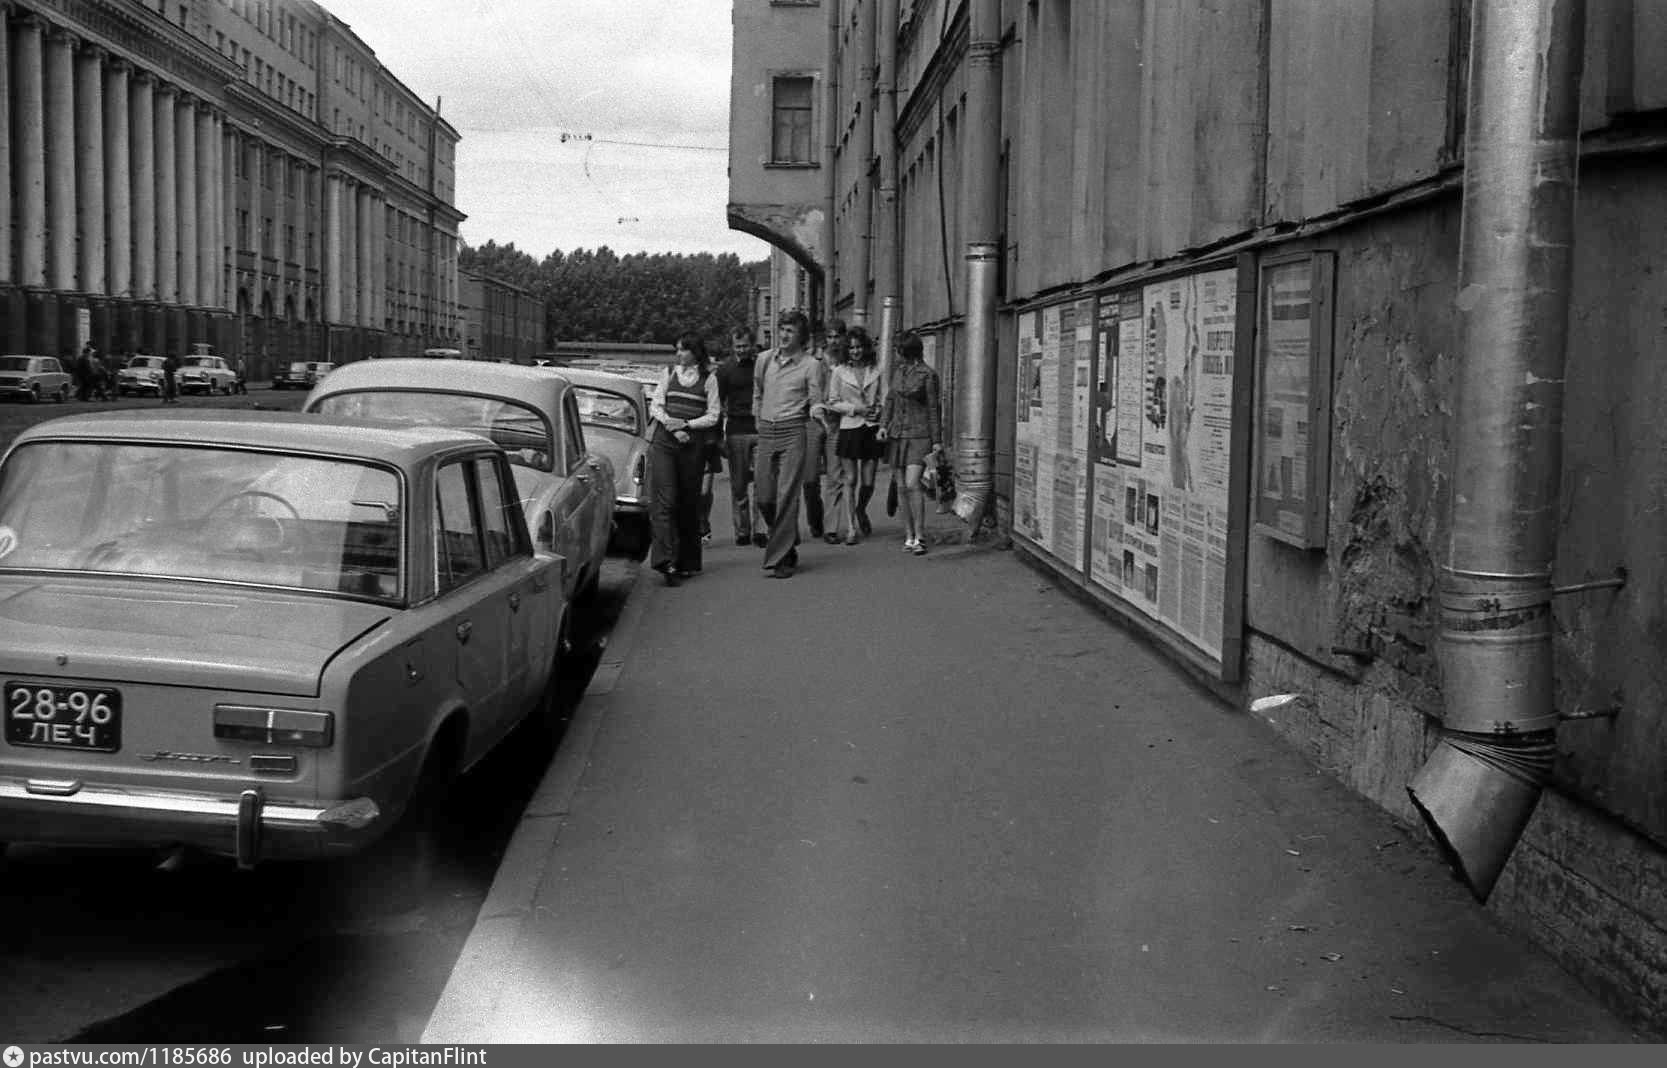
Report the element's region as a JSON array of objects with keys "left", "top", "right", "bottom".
[
  {"left": 0, "top": 356, "right": 72, "bottom": 403},
  {"left": 302, "top": 359, "right": 615, "bottom": 631},
  {"left": 273, "top": 361, "right": 335, "bottom": 390},
  {"left": 177, "top": 355, "right": 238, "bottom": 395},
  {"left": 117, "top": 355, "right": 168, "bottom": 397},
  {"left": 554, "top": 367, "right": 652, "bottom": 557}
]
